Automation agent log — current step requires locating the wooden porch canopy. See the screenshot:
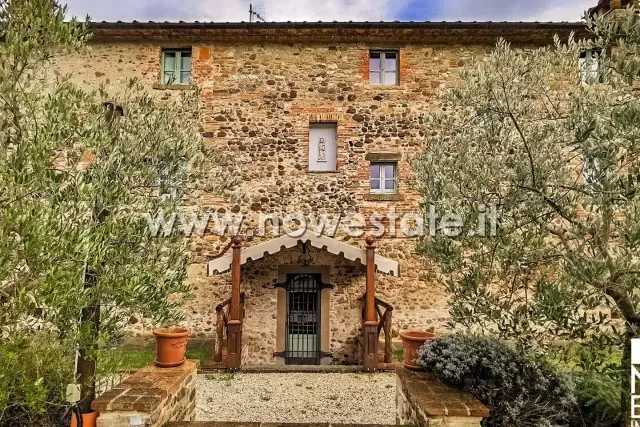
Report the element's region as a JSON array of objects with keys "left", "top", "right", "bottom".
[{"left": 207, "top": 231, "right": 400, "bottom": 276}]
